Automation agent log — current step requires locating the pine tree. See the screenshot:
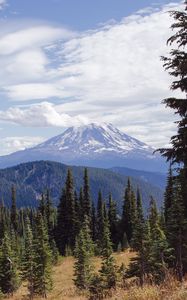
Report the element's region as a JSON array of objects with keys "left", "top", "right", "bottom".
[
  {"left": 127, "top": 189, "right": 149, "bottom": 286},
  {"left": 0, "top": 233, "right": 19, "bottom": 295},
  {"left": 148, "top": 199, "right": 171, "bottom": 283},
  {"left": 166, "top": 178, "right": 187, "bottom": 281},
  {"left": 74, "top": 217, "right": 94, "bottom": 290},
  {"left": 32, "top": 213, "right": 52, "bottom": 298},
  {"left": 158, "top": 2, "right": 187, "bottom": 214},
  {"left": 108, "top": 194, "right": 118, "bottom": 251},
  {"left": 91, "top": 201, "right": 96, "bottom": 242},
  {"left": 10, "top": 185, "right": 18, "bottom": 233},
  {"left": 121, "top": 178, "right": 136, "bottom": 243},
  {"left": 96, "top": 191, "right": 105, "bottom": 253},
  {"left": 65, "top": 169, "right": 76, "bottom": 251},
  {"left": 83, "top": 168, "right": 91, "bottom": 221},
  {"left": 55, "top": 188, "right": 66, "bottom": 255},
  {"left": 22, "top": 217, "right": 35, "bottom": 299},
  {"left": 100, "top": 211, "right": 117, "bottom": 290},
  {"left": 164, "top": 167, "right": 174, "bottom": 224},
  {"left": 56, "top": 169, "right": 76, "bottom": 255}
]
